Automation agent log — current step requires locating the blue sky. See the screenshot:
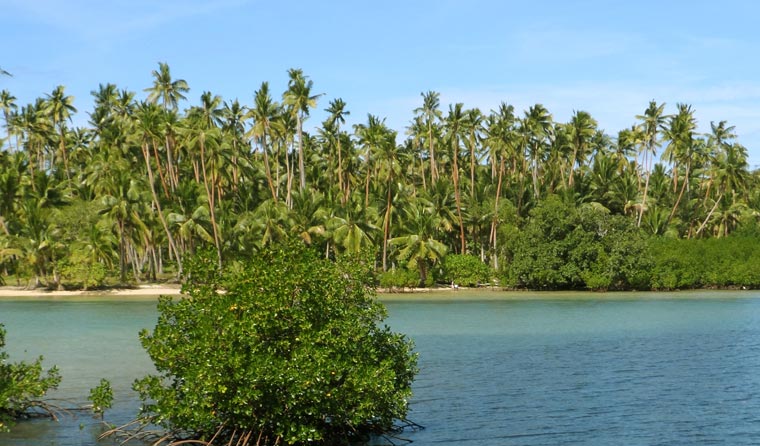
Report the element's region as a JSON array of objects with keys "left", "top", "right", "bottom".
[{"left": 3, "top": 0, "right": 760, "bottom": 166}]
